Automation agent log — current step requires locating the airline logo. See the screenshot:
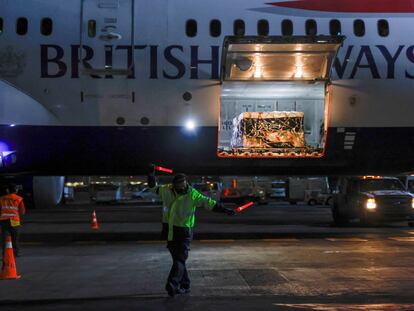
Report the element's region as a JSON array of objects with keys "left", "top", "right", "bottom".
[{"left": 267, "top": 0, "right": 414, "bottom": 13}]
